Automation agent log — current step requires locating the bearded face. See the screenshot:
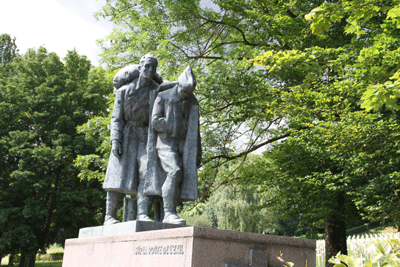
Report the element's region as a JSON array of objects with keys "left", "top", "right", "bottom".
[{"left": 139, "top": 58, "right": 157, "bottom": 83}]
